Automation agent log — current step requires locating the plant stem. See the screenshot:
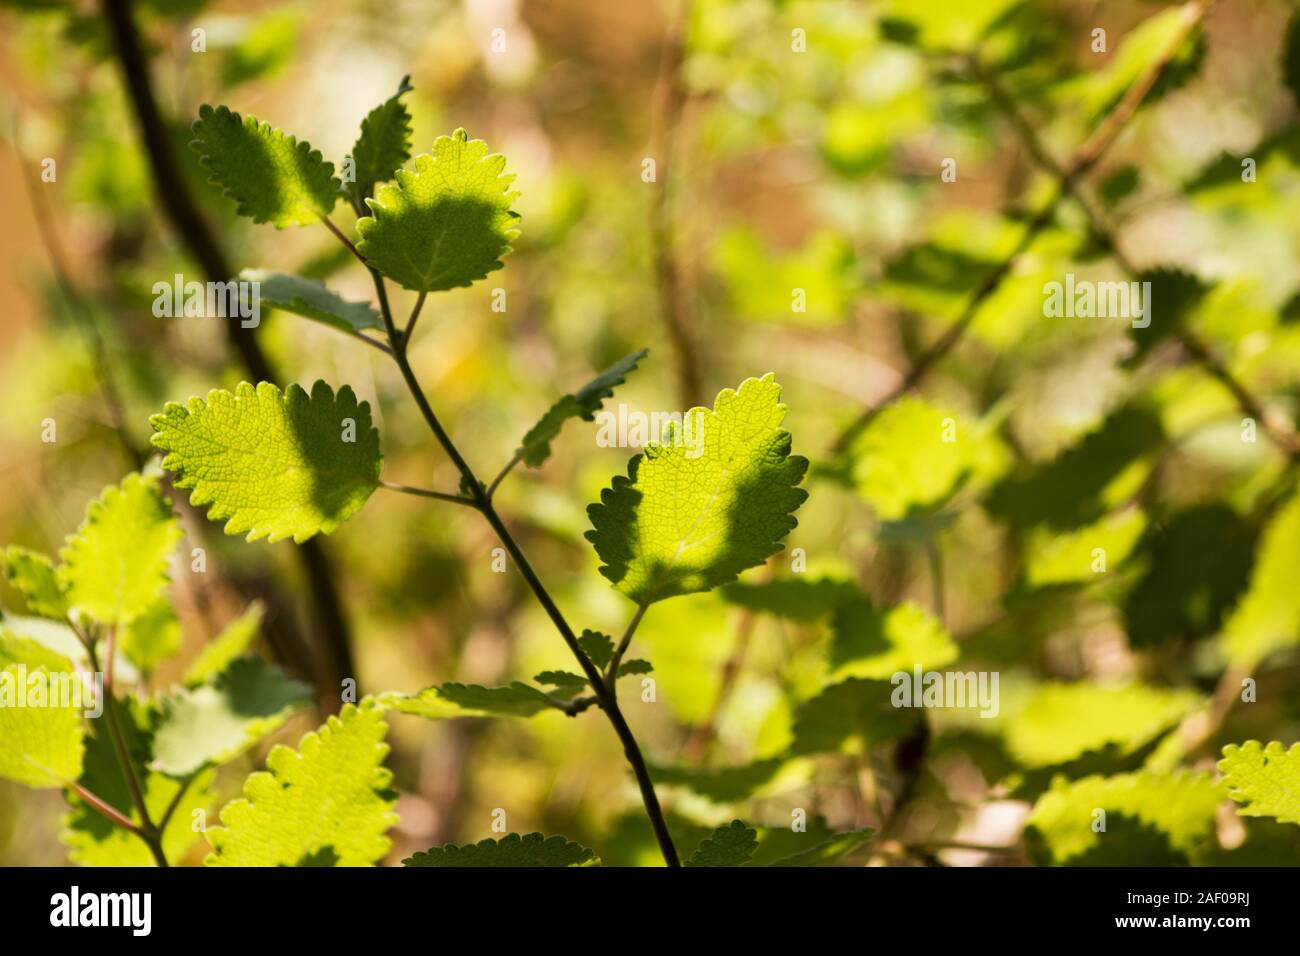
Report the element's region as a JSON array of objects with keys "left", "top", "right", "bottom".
[
  {"left": 157, "top": 772, "right": 197, "bottom": 834},
  {"left": 831, "top": 0, "right": 1216, "bottom": 455},
  {"left": 70, "top": 782, "right": 140, "bottom": 835},
  {"left": 87, "top": 631, "right": 169, "bottom": 868},
  {"left": 101, "top": 0, "right": 359, "bottom": 709},
  {"left": 319, "top": 214, "right": 364, "bottom": 261},
  {"left": 605, "top": 603, "right": 648, "bottom": 690},
  {"left": 405, "top": 292, "right": 428, "bottom": 340},
  {"left": 648, "top": 0, "right": 704, "bottom": 408},
  {"left": 967, "top": 13, "right": 1295, "bottom": 458},
  {"left": 348, "top": 330, "right": 394, "bottom": 355},
  {"left": 378, "top": 479, "right": 479, "bottom": 508},
  {"left": 487, "top": 450, "right": 523, "bottom": 499},
  {"left": 924, "top": 531, "right": 946, "bottom": 624},
  {"left": 363, "top": 262, "right": 682, "bottom": 866}
]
